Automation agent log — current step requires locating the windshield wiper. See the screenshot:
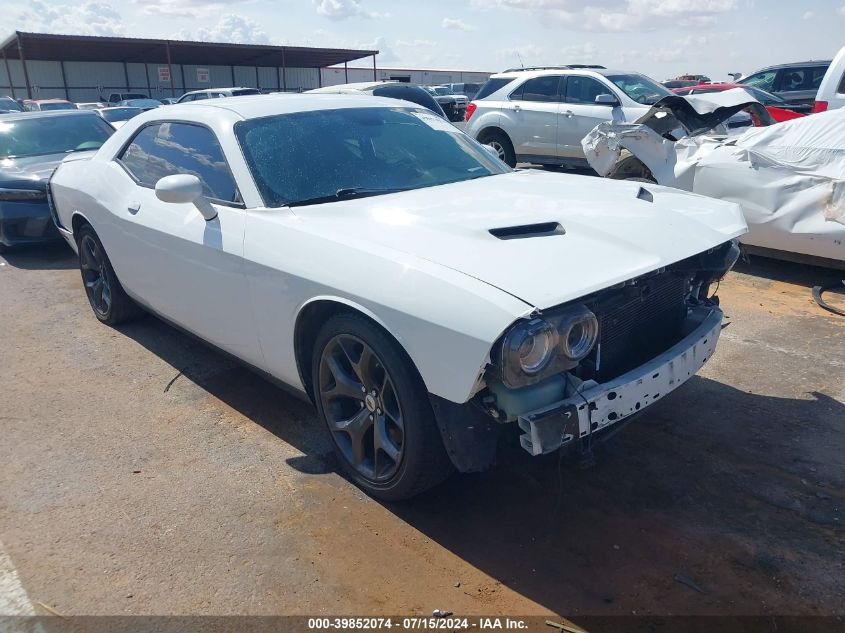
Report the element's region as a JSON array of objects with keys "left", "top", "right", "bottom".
[{"left": 287, "top": 187, "right": 410, "bottom": 208}]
